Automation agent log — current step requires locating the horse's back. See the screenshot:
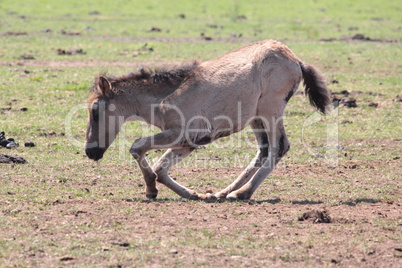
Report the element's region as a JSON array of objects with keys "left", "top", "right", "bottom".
[{"left": 162, "top": 40, "right": 302, "bottom": 121}]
